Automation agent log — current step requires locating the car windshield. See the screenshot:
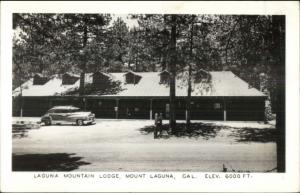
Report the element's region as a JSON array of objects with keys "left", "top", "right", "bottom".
[{"left": 69, "top": 109, "right": 81, "bottom": 113}]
